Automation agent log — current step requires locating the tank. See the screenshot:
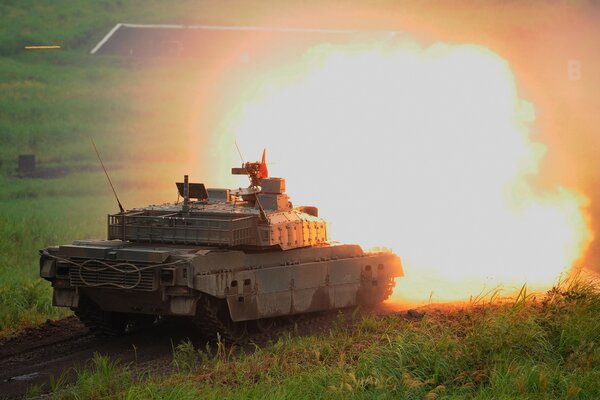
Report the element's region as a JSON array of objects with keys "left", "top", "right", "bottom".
[{"left": 40, "top": 155, "right": 403, "bottom": 341}]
